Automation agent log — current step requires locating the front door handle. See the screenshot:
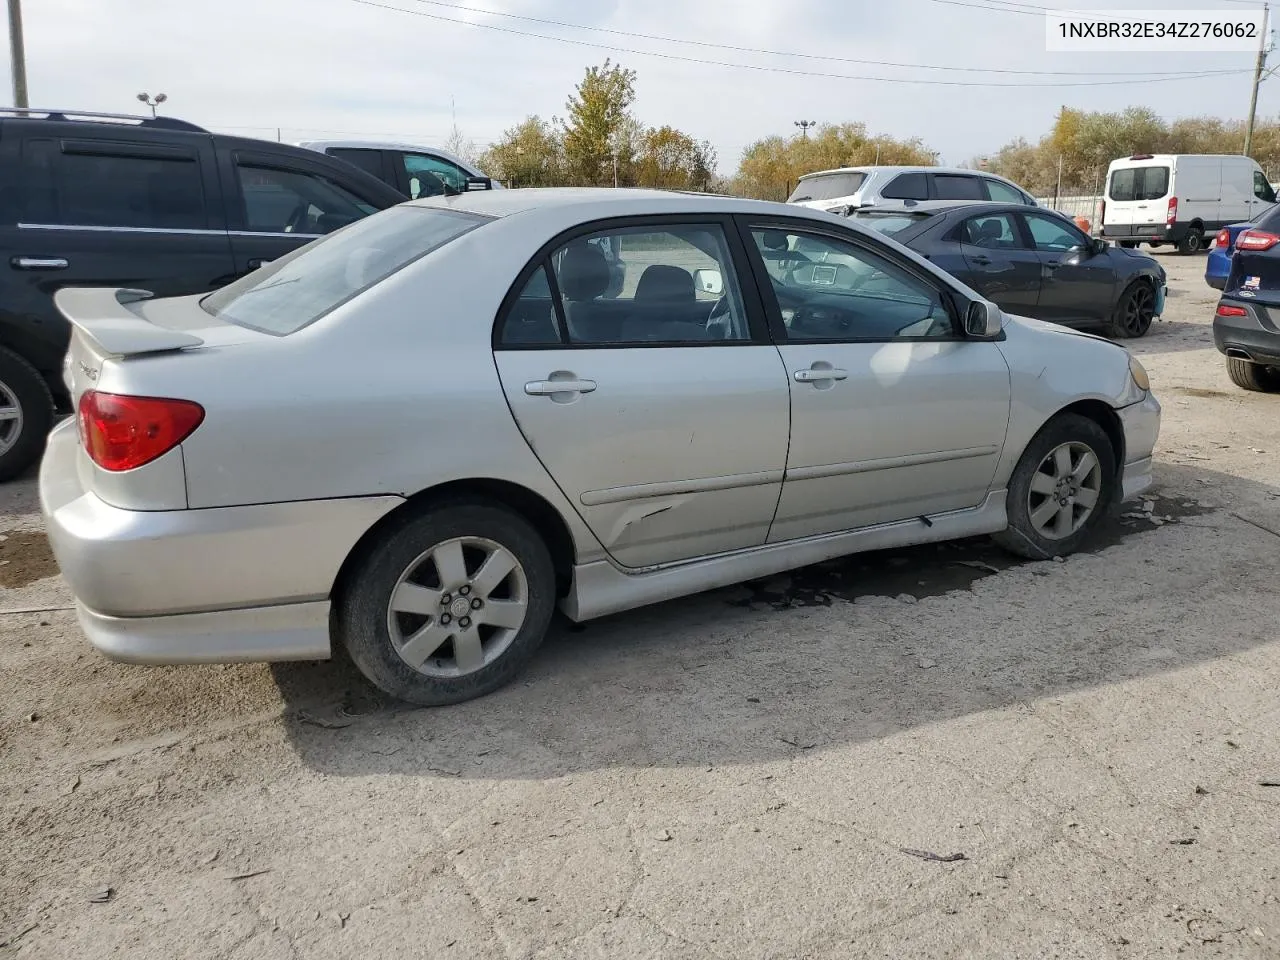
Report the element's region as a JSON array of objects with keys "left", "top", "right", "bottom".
[
  {"left": 794, "top": 368, "right": 848, "bottom": 383},
  {"left": 969, "top": 254, "right": 992, "bottom": 266},
  {"left": 525, "top": 378, "right": 597, "bottom": 396},
  {"left": 247, "top": 258, "right": 271, "bottom": 270},
  {"left": 12, "top": 256, "right": 68, "bottom": 271},
  {"left": 1044, "top": 260, "right": 1061, "bottom": 269}
]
